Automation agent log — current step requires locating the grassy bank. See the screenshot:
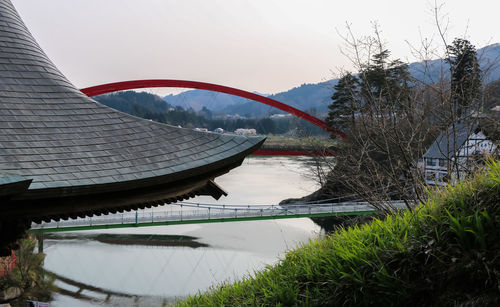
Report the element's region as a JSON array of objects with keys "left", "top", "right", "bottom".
[{"left": 177, "top": 161, "right": 500, "bottom": 306}]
